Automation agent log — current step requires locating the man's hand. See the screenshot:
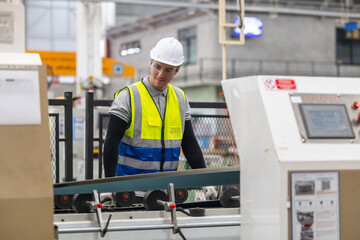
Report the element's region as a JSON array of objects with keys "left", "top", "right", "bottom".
[{"left": 202, "top": 186, "right": 217, "bottom": 200}]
